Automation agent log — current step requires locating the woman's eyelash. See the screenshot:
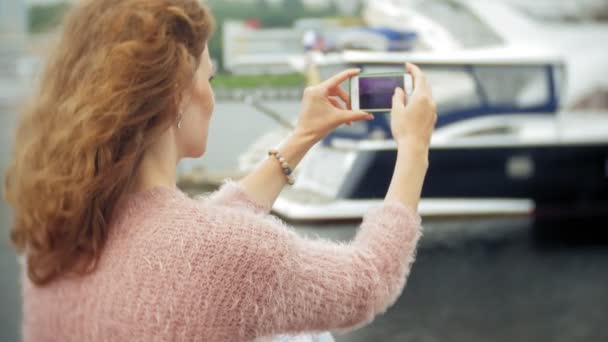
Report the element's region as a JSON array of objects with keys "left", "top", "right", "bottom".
[{"left": 209, "top": 76, "right": 215, "bottom": 82}]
